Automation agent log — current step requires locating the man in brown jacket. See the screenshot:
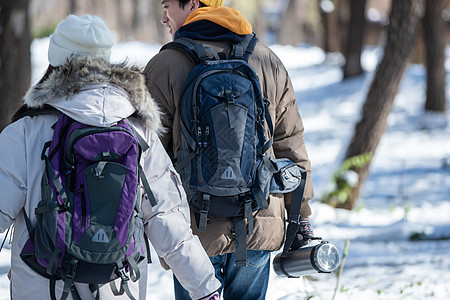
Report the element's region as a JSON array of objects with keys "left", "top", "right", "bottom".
[{"left": 144, "top": 0, "right": 315, "bottom": 299}]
